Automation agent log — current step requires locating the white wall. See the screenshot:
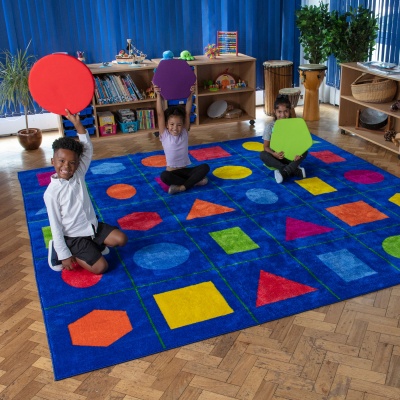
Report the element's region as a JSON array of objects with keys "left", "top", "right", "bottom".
[{"left": 0, "top": 113, "right": 59, "bottom": 136}]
